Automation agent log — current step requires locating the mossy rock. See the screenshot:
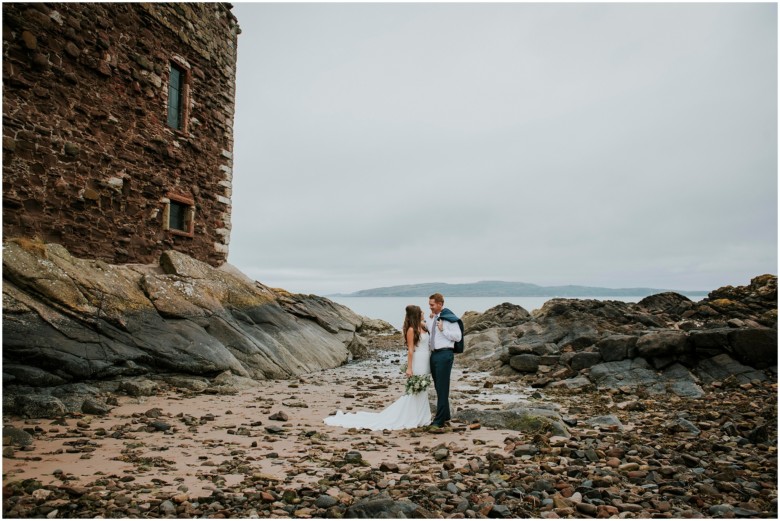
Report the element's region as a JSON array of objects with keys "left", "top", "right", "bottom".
[
  {"left": 456, "top": 407, "right": 569, "bottom": 437},
  {"left": 503, "top": 414, "right": 557, "bottom": 434}
]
